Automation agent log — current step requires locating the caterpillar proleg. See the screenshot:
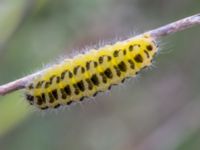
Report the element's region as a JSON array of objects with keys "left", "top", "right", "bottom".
[{"left": 25, "top": 33, "right": 158, "bottom": 110}]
